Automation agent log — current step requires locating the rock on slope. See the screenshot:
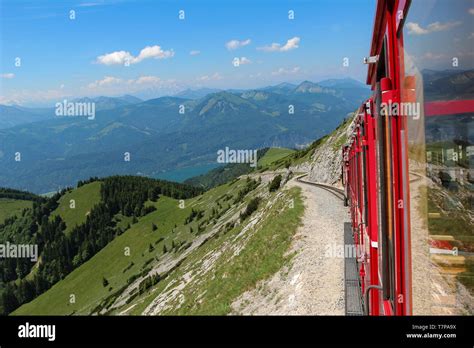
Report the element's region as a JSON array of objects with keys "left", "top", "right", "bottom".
[{"left": 293, "top": 113, "right": 356, "bottom": 186}]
